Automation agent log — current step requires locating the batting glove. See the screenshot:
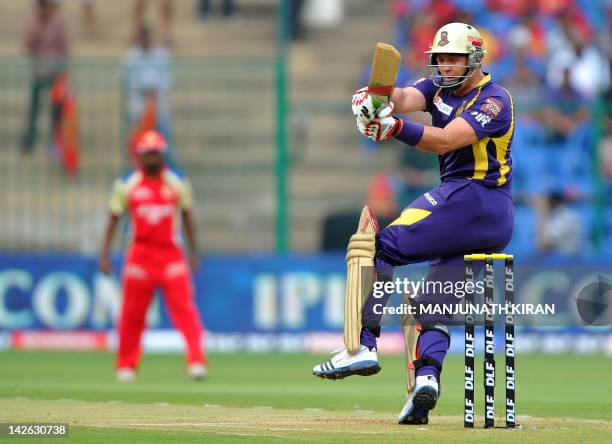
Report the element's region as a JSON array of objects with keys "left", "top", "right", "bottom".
[
  {"left": 356, "top": 102, "right": 402, "bottom": 142},
  {"left": 352, "top": 87, "right": 379, "bottom": 123}
]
